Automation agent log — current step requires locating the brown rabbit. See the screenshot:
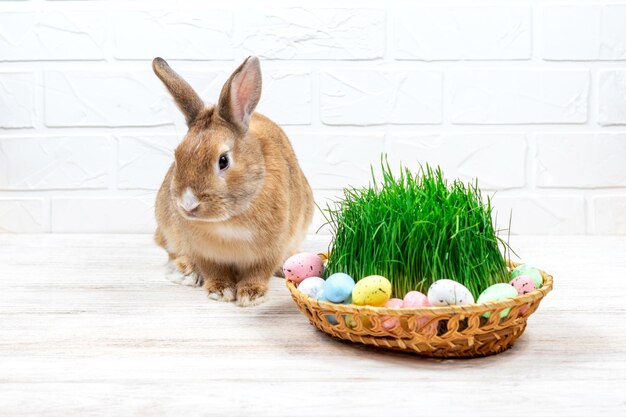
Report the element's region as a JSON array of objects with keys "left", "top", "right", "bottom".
[{"left": 152, "top": 56, "right": 314, "bottom": 307}]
